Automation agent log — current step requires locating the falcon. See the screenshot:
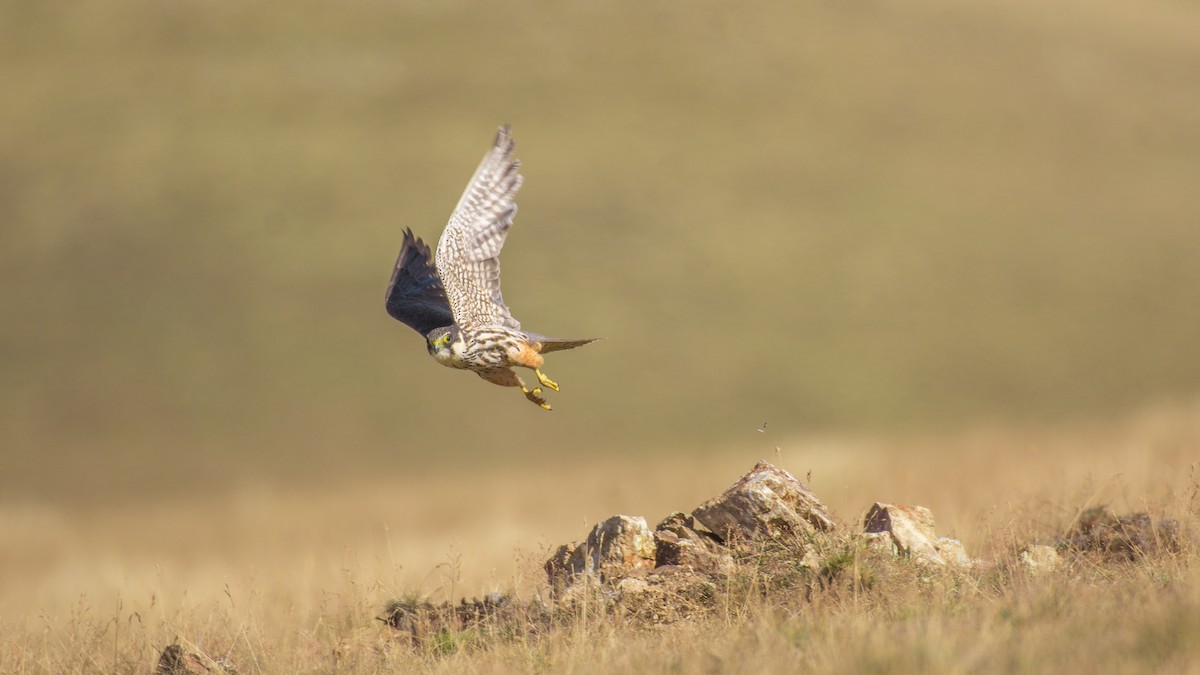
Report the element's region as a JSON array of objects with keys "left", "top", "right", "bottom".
[{"left": 385, "top": 126, "right": 597, "bottom": 410}]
